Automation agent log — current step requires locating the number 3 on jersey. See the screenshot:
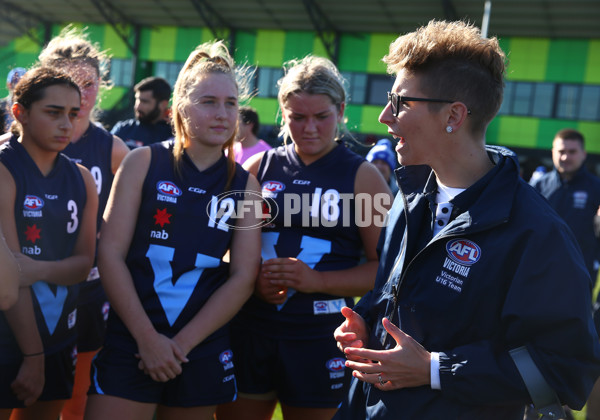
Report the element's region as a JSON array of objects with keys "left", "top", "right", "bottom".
[
  {"left": 146, "top": 244, "right": 220, "bottom": 325},
  {"left": 66, "top": 199, "right": 78, "bottom": 234}
]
